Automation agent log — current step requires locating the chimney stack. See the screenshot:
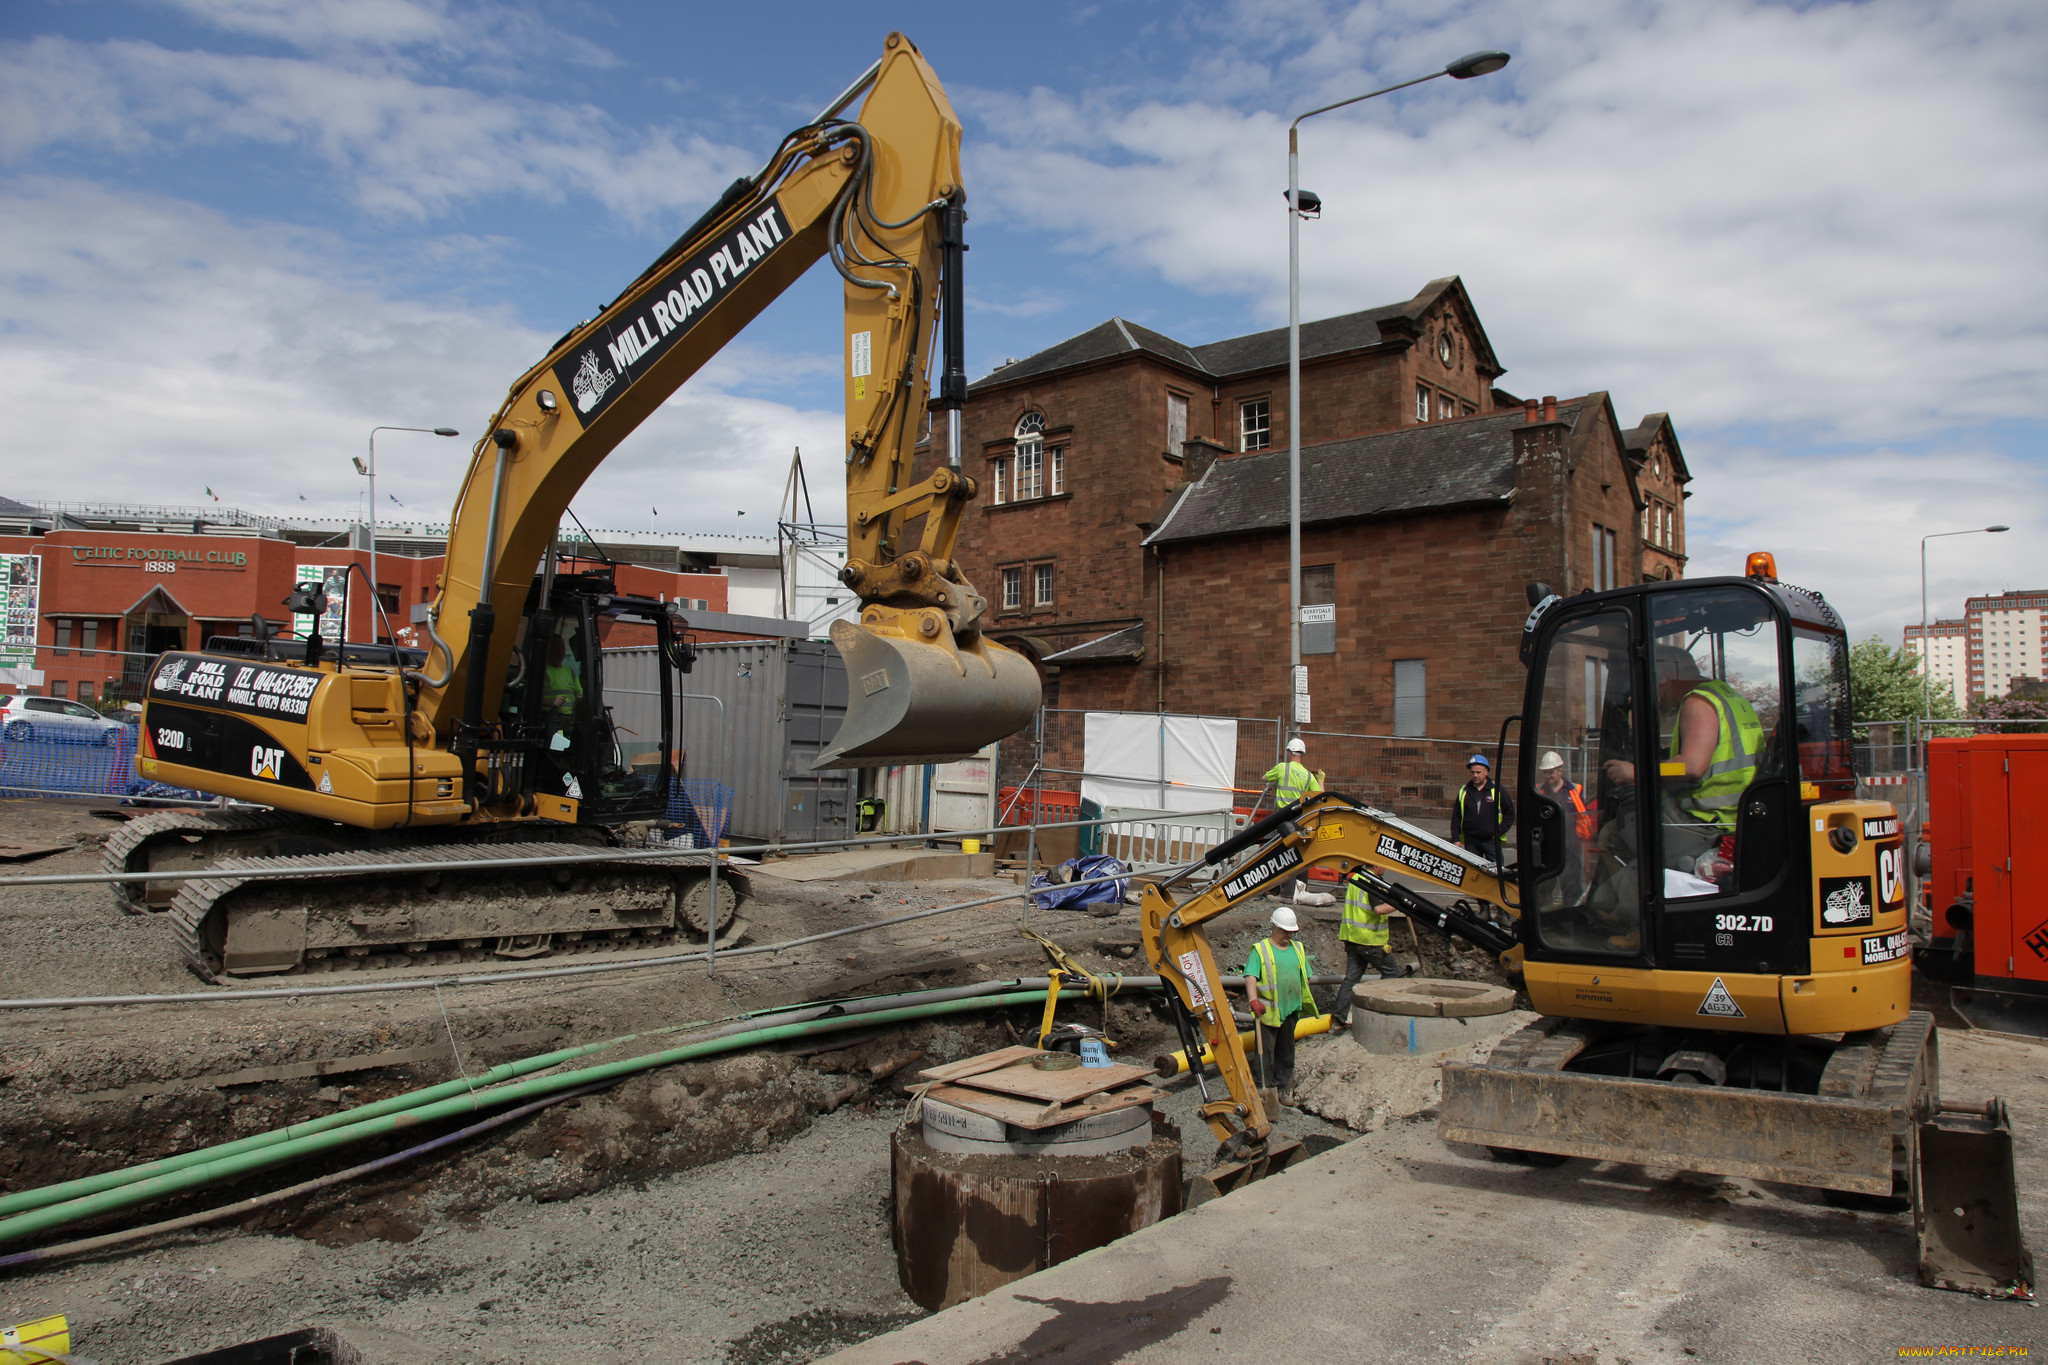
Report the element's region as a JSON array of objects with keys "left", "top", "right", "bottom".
[
  {"left": 1524, "top": 399, "right": 1539, "bottom": 424},
  {"left": 1541, "top": 395, "right": 1558, "bottom": 422}
]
